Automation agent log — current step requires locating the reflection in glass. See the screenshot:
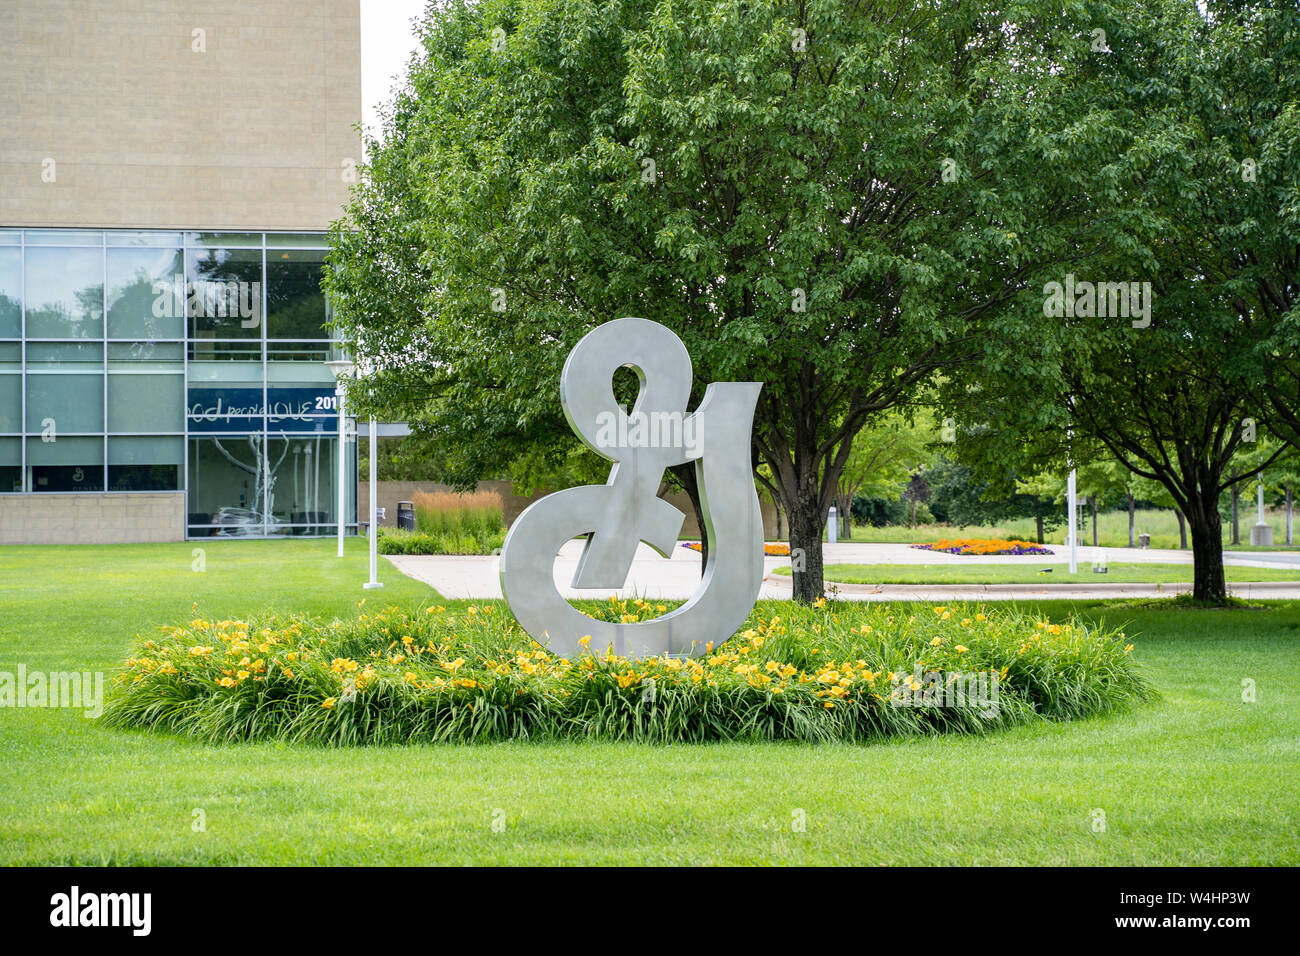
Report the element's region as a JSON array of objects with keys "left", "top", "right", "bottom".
[
  {"left": 25, "top": 342, "right": 103, "bottom": 368},
  {"left": 266, "top": 435, "right": 338, "bottom": 532},
  {"left": 186, "top": 248, "right": 262, "bottom": 340},
  {"left": 267, "top": 248, "right": 328, "bottom": 339},
  {"left": 187, "top": 435, "right": 270, "bottom": 535},
  {"left": 0, "top": 248, "right": 20, "bottom": 338},
  {"left": 24, "top": 248, "right": 104, "bottom": 339},
  {"left": 107, "top": 247, "right": 185, "bottom": 339}
]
